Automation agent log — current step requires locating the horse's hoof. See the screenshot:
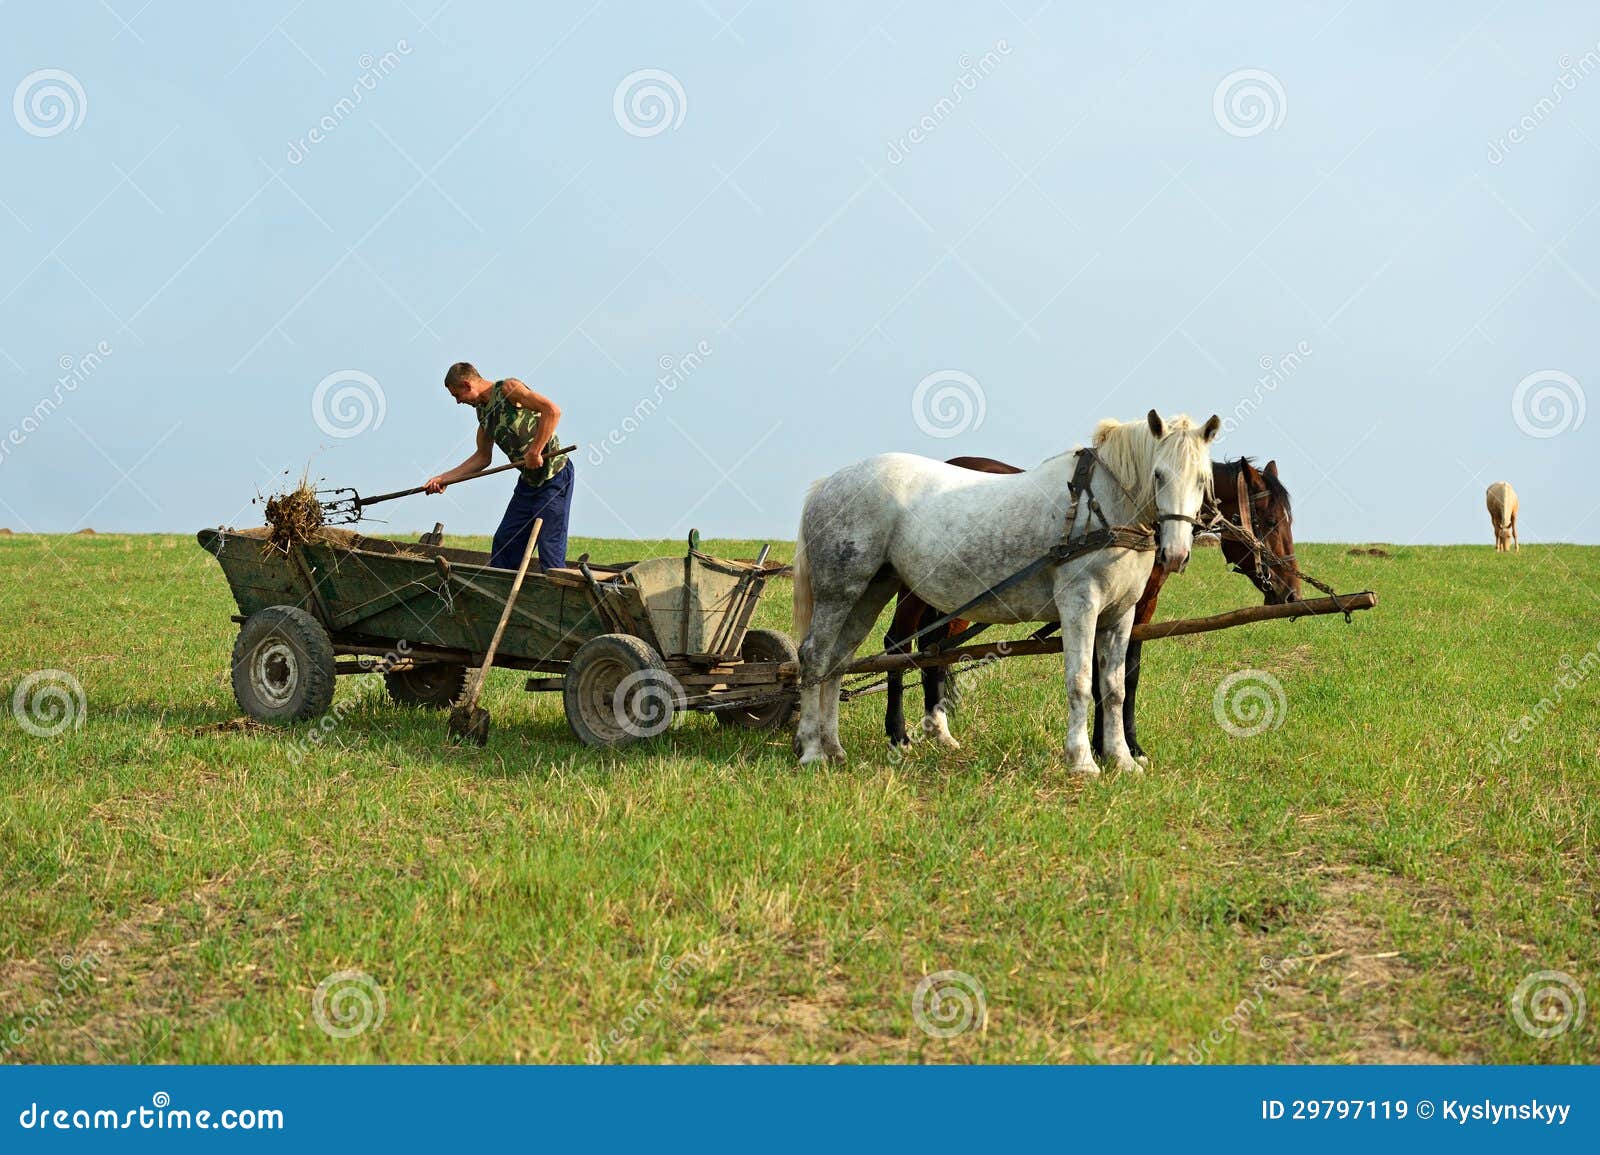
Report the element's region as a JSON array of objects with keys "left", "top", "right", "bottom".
[
  {"left": 1133, "top": 752, "right": 1150, "bottom": 769},
  {"left": 1066, "top": 755, "right": 1101, "bottom": 777},
  {"left": 935, "top": 733, "right": 961, "bottom": 750},
  {"left": 888, "top": 737, "right": 912, "bottom": 751},
  {"left": 828, "top": 749, "right": 848, "bottom": 764},
  {"left": 1113, "top": 758, "right": 1145, "bottom": 776}
]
